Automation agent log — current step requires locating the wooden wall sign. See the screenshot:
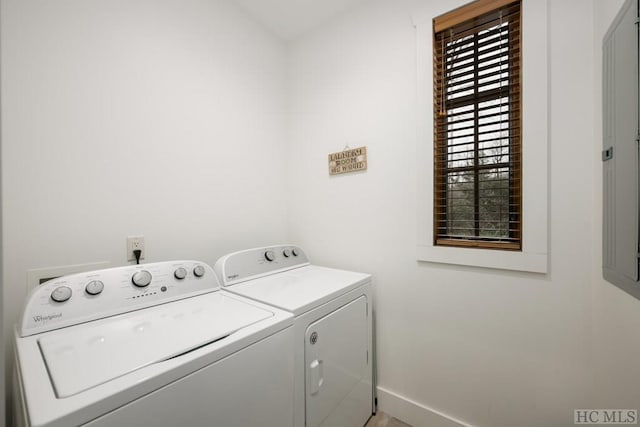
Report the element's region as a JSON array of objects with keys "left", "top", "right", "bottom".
[{"left": 328, "top": 146, "right": 367, "bottom": 175}]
